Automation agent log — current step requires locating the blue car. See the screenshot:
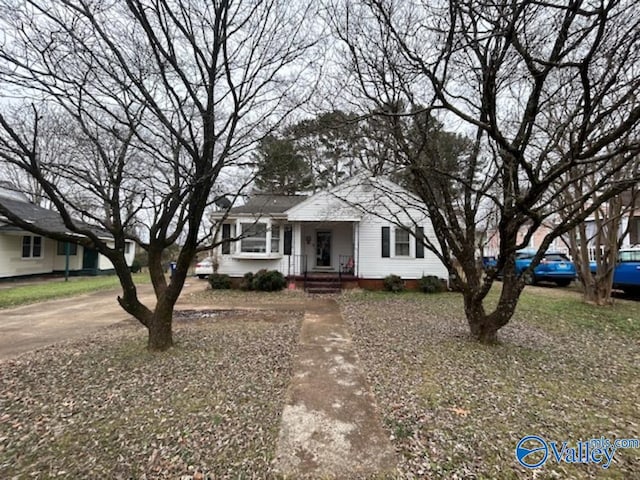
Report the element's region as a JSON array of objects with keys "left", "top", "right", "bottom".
[
  {"left": 590, "top": 246, "right": 640, "bottom": 296},
  {"left": 515, "top": 250, "right": 577, "bottom": 286},
  {"left": 482, "top": 255, "right": 498, "bottom": 270}
]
